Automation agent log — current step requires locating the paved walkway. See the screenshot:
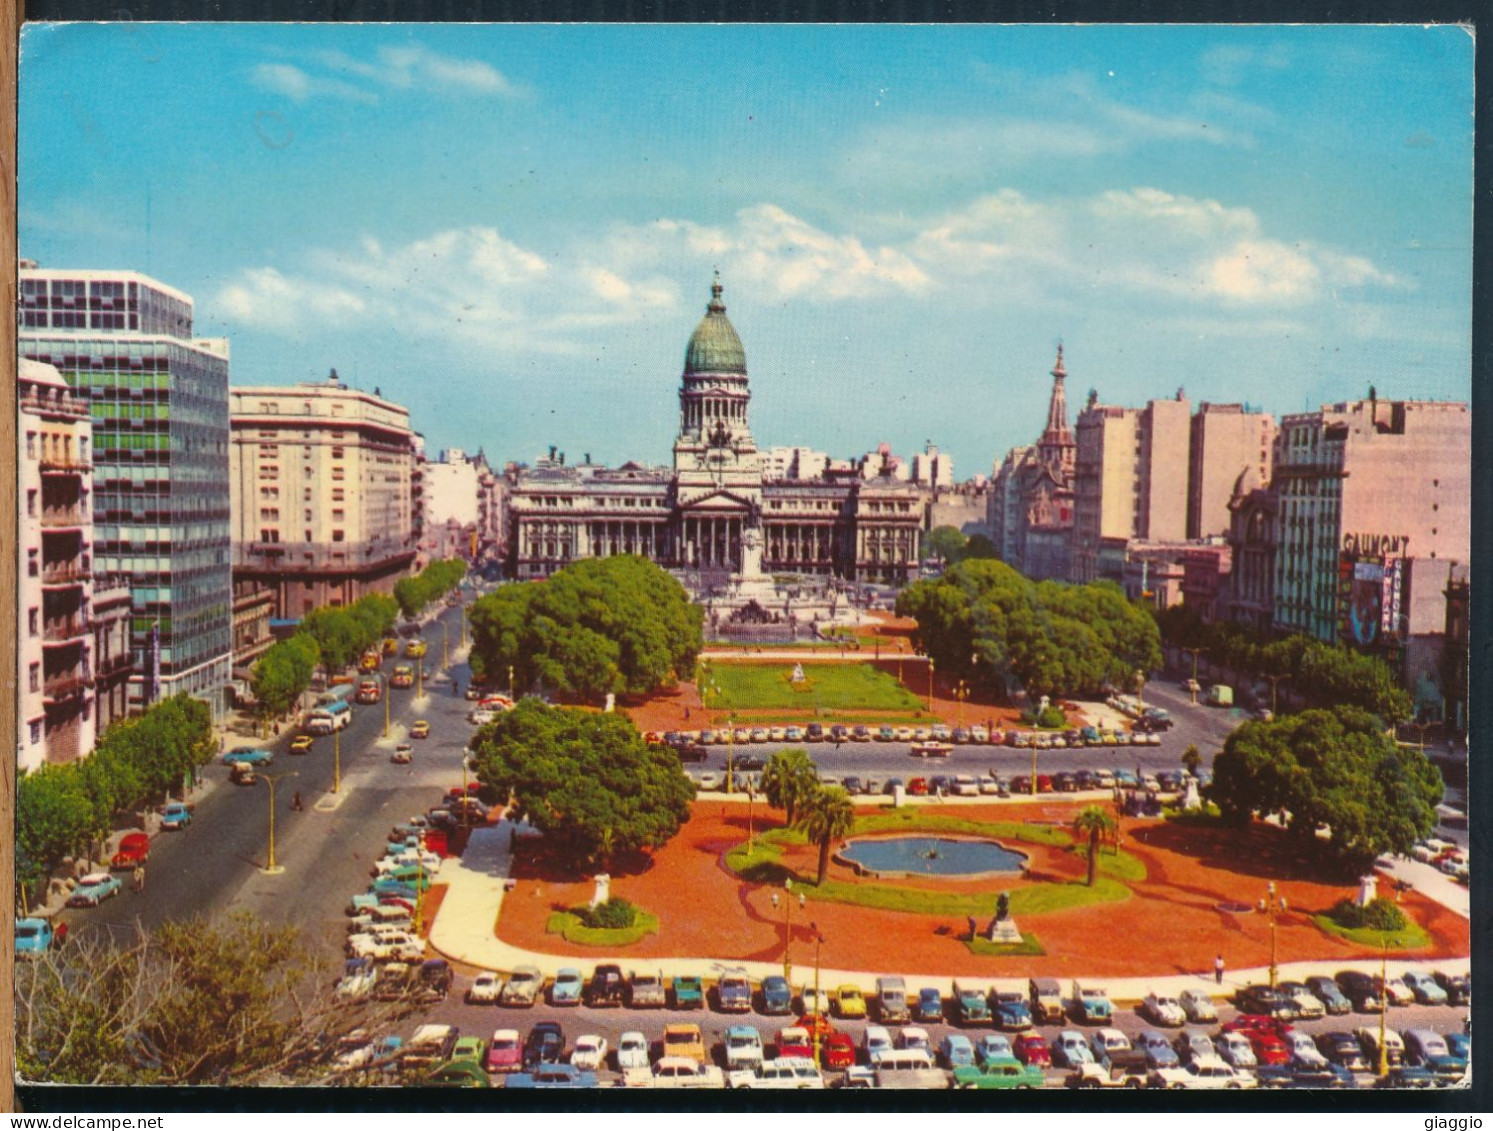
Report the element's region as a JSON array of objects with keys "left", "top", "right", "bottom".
[{"left": 425, "top": 824, "right": 1470, "bottom": 1005}]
